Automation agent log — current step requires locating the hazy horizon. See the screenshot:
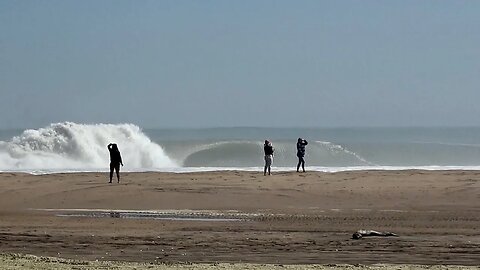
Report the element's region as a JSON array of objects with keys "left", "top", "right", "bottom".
[
  {"left": 2, "top": 1, "right": 480, "bottom": 129},
  {"left": 5, "top": 123, "right": 480, "bottom": 131}
]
